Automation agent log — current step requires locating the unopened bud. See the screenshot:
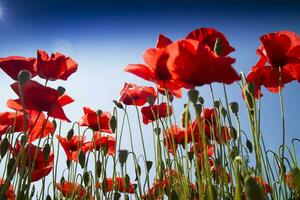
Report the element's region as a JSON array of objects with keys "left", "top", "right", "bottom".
[{"left": 18, "top": 70, "right": 31, "bottom": 85}]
